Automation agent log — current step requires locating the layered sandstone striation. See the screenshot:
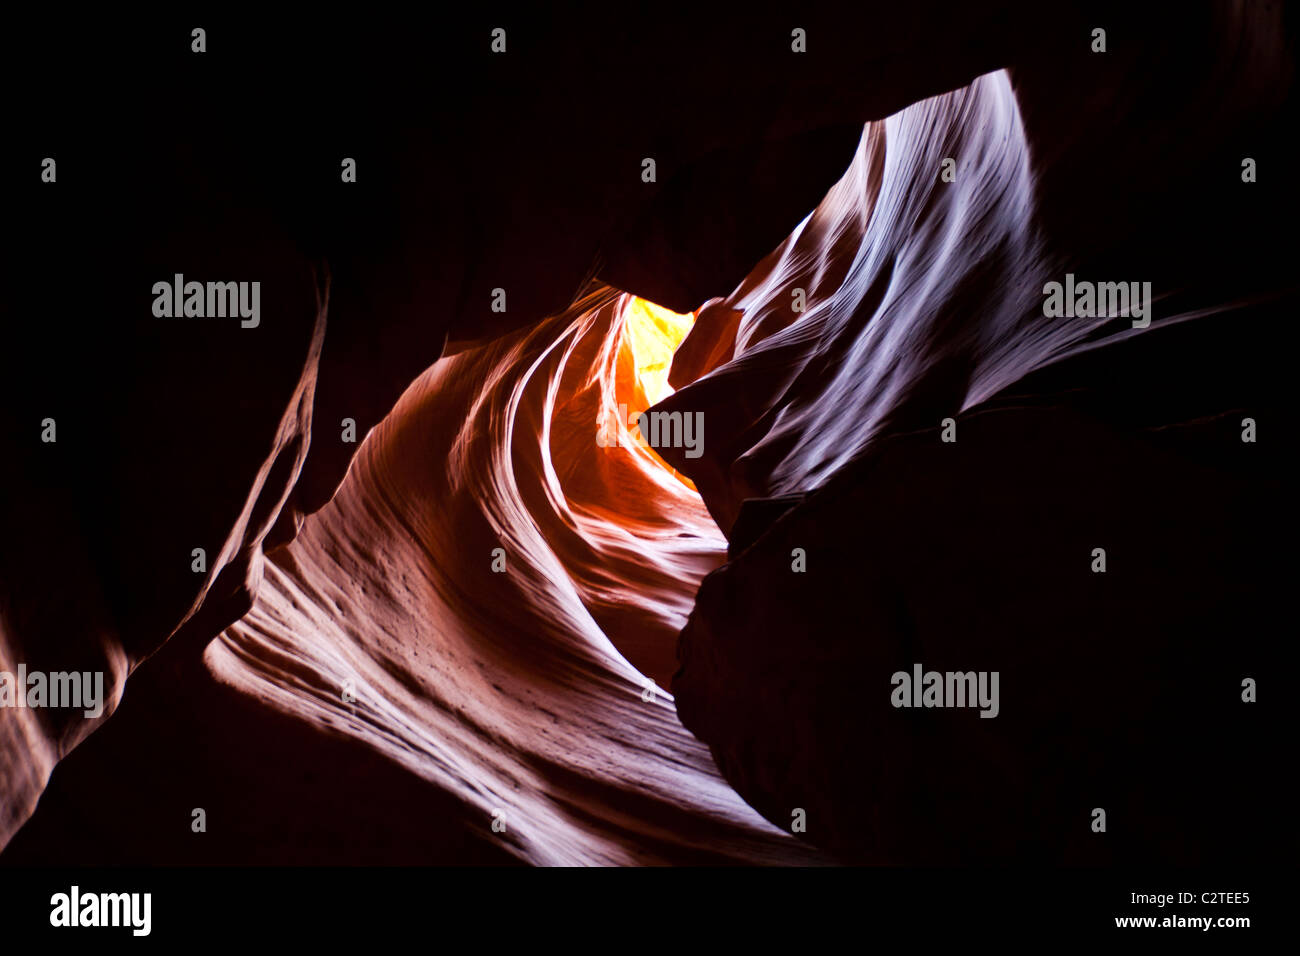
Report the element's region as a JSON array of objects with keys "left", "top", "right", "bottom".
[{"left": 2, "top": 3, "right": 1291, "bottom": 864}]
